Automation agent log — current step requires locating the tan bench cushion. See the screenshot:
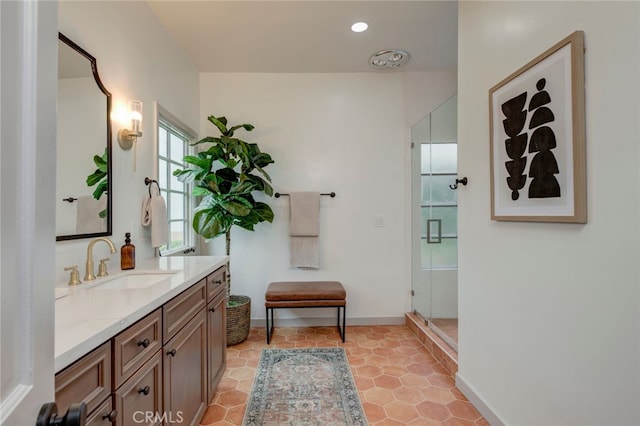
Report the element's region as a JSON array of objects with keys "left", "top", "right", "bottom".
[{"left": 265, "top": 281, "right": 346, "bottom": 302}]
